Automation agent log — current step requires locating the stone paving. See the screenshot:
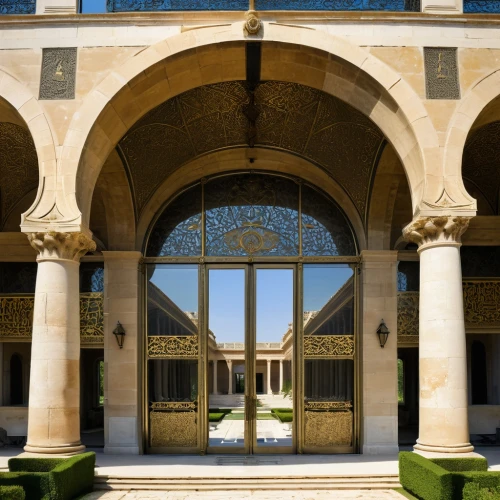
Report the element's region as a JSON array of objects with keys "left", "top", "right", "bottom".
[{"left": 83, "top": 490, "right": 405, "bottom": 499}]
